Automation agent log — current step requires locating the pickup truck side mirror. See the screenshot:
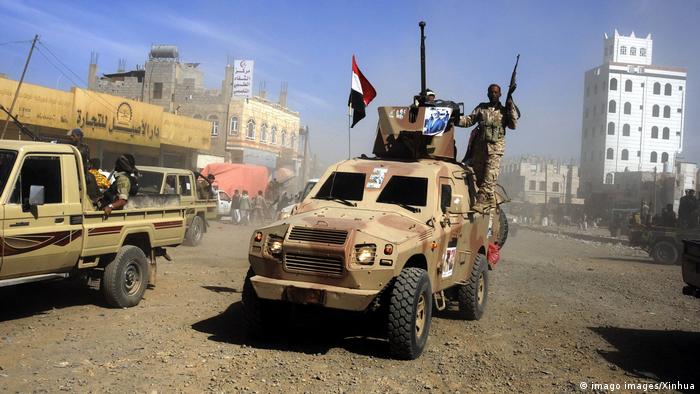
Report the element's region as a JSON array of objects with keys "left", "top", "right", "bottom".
[
  {"left": 28, "top": 185, "right": 45, "bottom": 206},
  {"left": 447, "top": 194, "right": 466, "bottom": 214}
]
